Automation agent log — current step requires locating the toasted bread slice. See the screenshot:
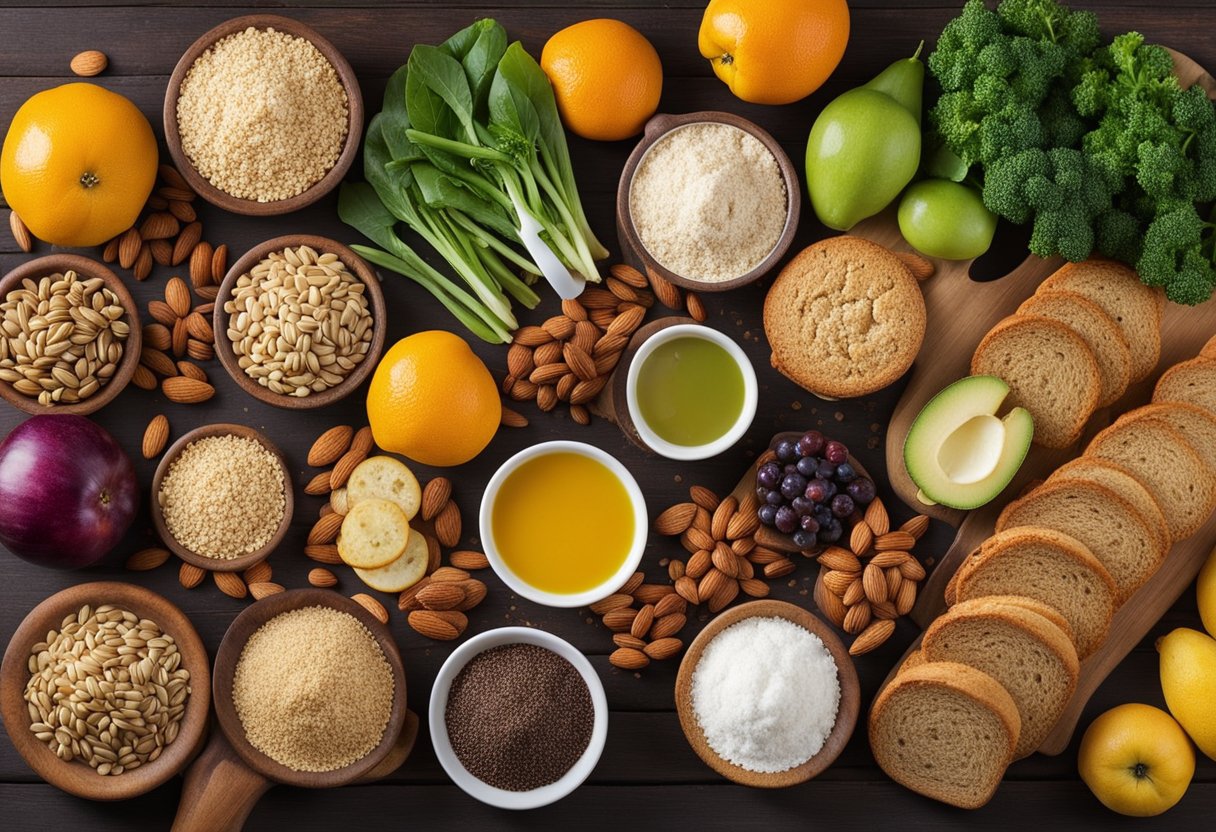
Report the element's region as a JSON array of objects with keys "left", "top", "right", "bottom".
[
  {"left": 347, "top": 455, "right": 422, "bottom": 520},
  {"left": 1117, "top": 402, "right": 1216, "bottom": 476},
  {"left": 1016, "top": 291, "right": 1132, "bottom": 407},
  {"left": 336, "top": 498, "right": 410, "bottom": 569},
  {"left": 1153, "top": 356, "right": 1216, "bottom": 415},
  {"left": 1048, "top": 457, "right": 1170, "bottom": 551},
  {"left": 353, "top": 528, "right": 428, "bottom": 593}
]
